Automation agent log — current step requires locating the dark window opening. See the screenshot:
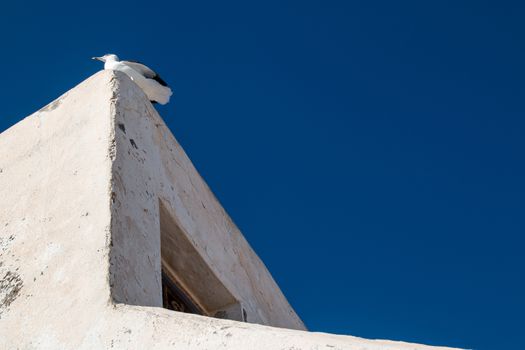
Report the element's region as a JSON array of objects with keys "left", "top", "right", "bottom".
[
  {"left": 161, "top": 268, "right": 204, "bottom": 315},
  {"left": 159, "top": 199, "right": 247, "bottom": 322}
]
